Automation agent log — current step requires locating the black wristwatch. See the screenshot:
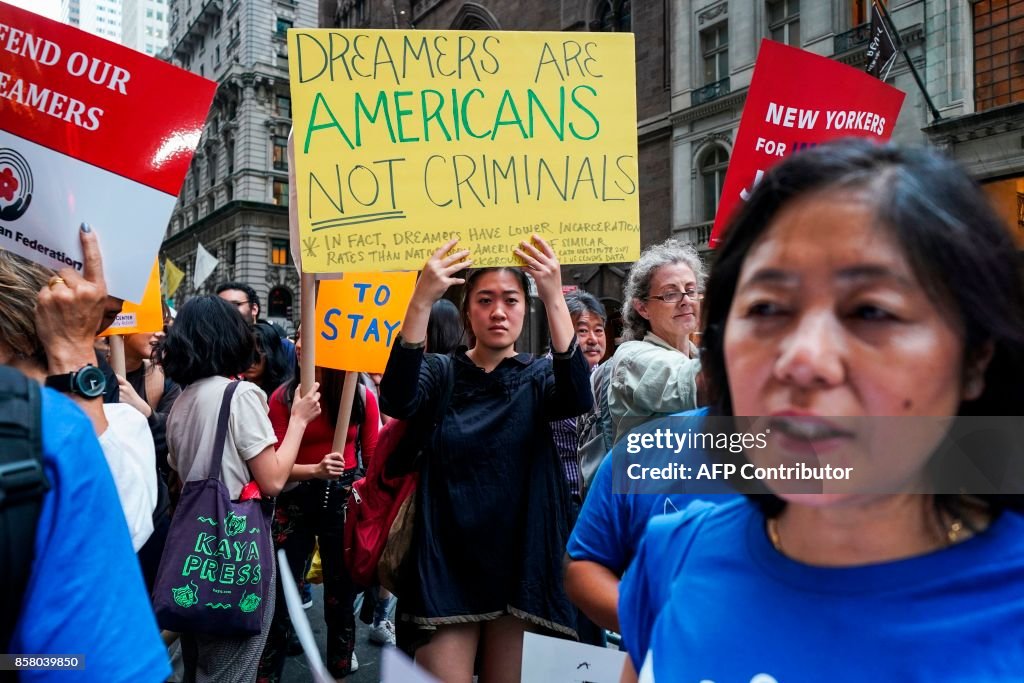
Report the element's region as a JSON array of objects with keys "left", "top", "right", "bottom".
[{"left": 45, "top": 364, "right": 107, "bottom": 399}]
